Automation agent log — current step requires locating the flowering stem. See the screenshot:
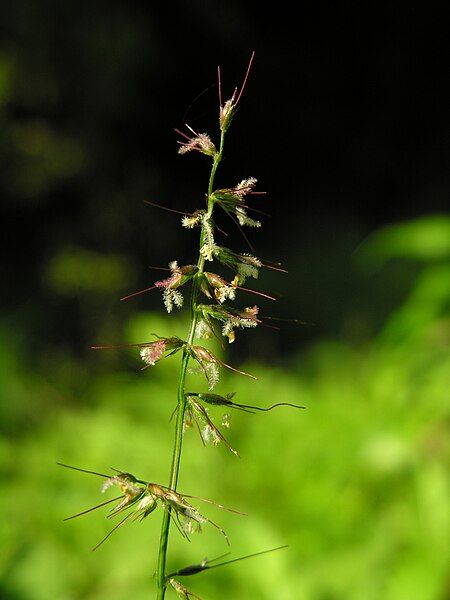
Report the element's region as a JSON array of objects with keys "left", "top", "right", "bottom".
[{"left": 156, "top": 131, "right": 225, "bottom": 599}]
